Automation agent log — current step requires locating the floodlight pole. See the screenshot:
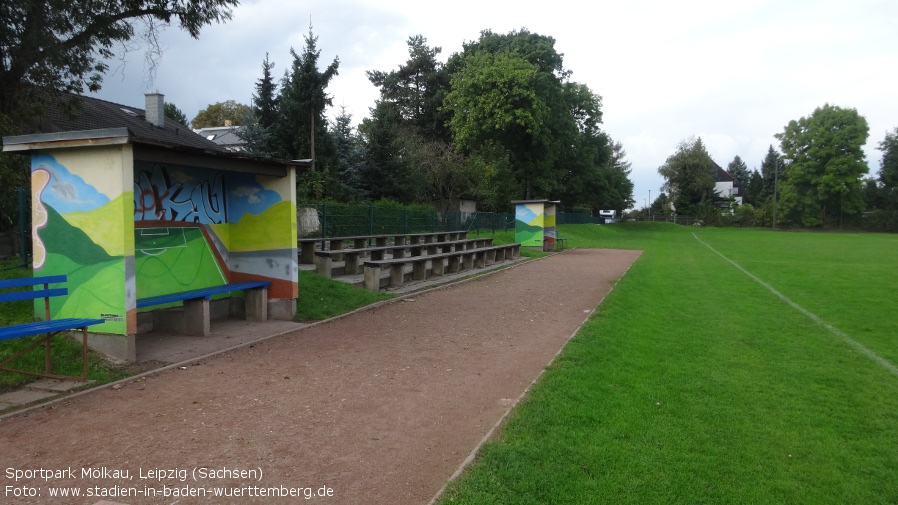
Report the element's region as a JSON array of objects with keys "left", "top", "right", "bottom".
[{"left": 772, "top": 158, "right": 779, "bottom": 230}]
